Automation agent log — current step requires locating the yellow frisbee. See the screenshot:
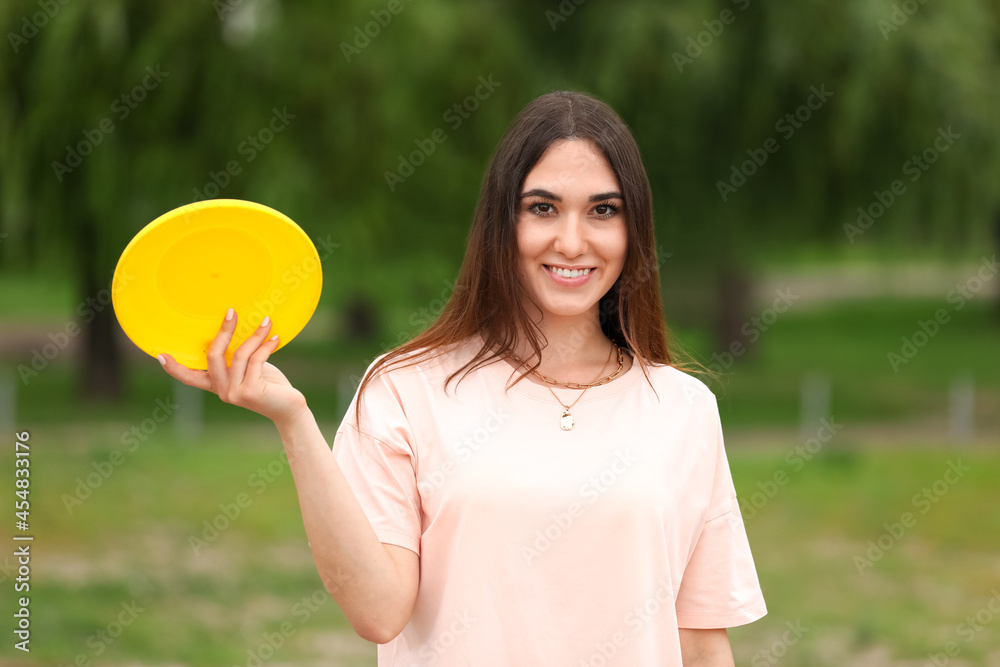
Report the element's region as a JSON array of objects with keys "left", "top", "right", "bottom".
[{"left": 112, "top": 199, "right": 322, "bottom": 370}]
